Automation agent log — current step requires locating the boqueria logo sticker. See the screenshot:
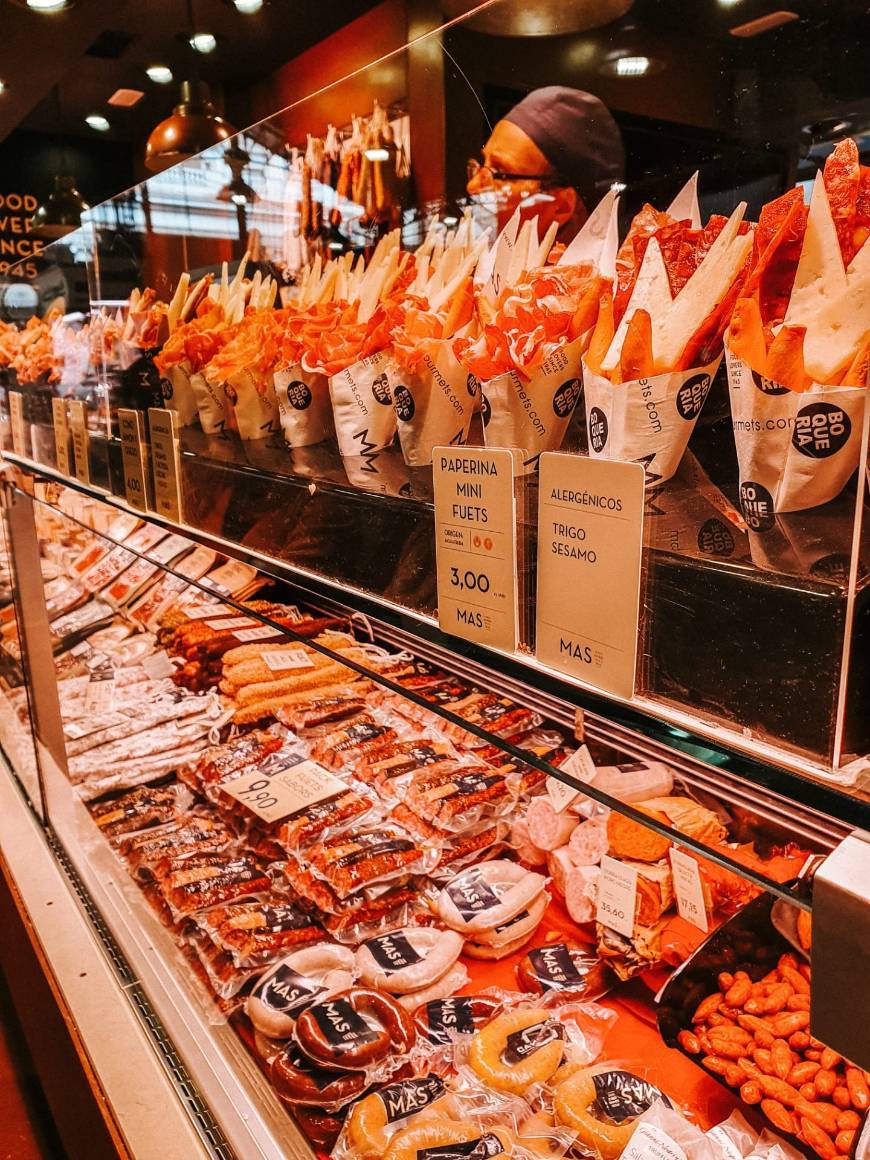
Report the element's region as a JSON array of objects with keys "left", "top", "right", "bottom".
[
  {"left": 725, "top": 345, "right": 866, "bottom": 517},
  {"left": 274, "top": 364, "right": 334, "bottom": 448},
  {"left": 581, "top": 355, "right": 720, "bottom": 486},
  {"left": 394, "top": 340, "right": 476, "bottom": 467},
  {"left": 328, "top": 350, "right": 397, "bottom": 459}
]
